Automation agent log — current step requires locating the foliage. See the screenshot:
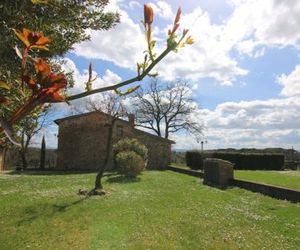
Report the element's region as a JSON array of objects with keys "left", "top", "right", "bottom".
[
  {"left": 0, "top": 0, "right": 118, "bottom": 148},
  {"left": 113, "top": 138, "right": 148, "bottom": 161},
  {"left": 185, "top": 150, "right": 204, "bottom": 170},
  {"left": 0, "top": 171, "right": 299, "bottom": 249},
  {"left": 114, "top": 138, "right": 148, "bottom": 177},
  {"left": 0, "top": 0, "right": 119, "bottom": 73},
  {"left": 211, "top": 152, "right": 285, "bottom": 170},
  {"left": 115, "top": 151, "right": 145, "bottom": 177},
  {"left": 186, "top": 151, "right": 285, "bottom": 170}
]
